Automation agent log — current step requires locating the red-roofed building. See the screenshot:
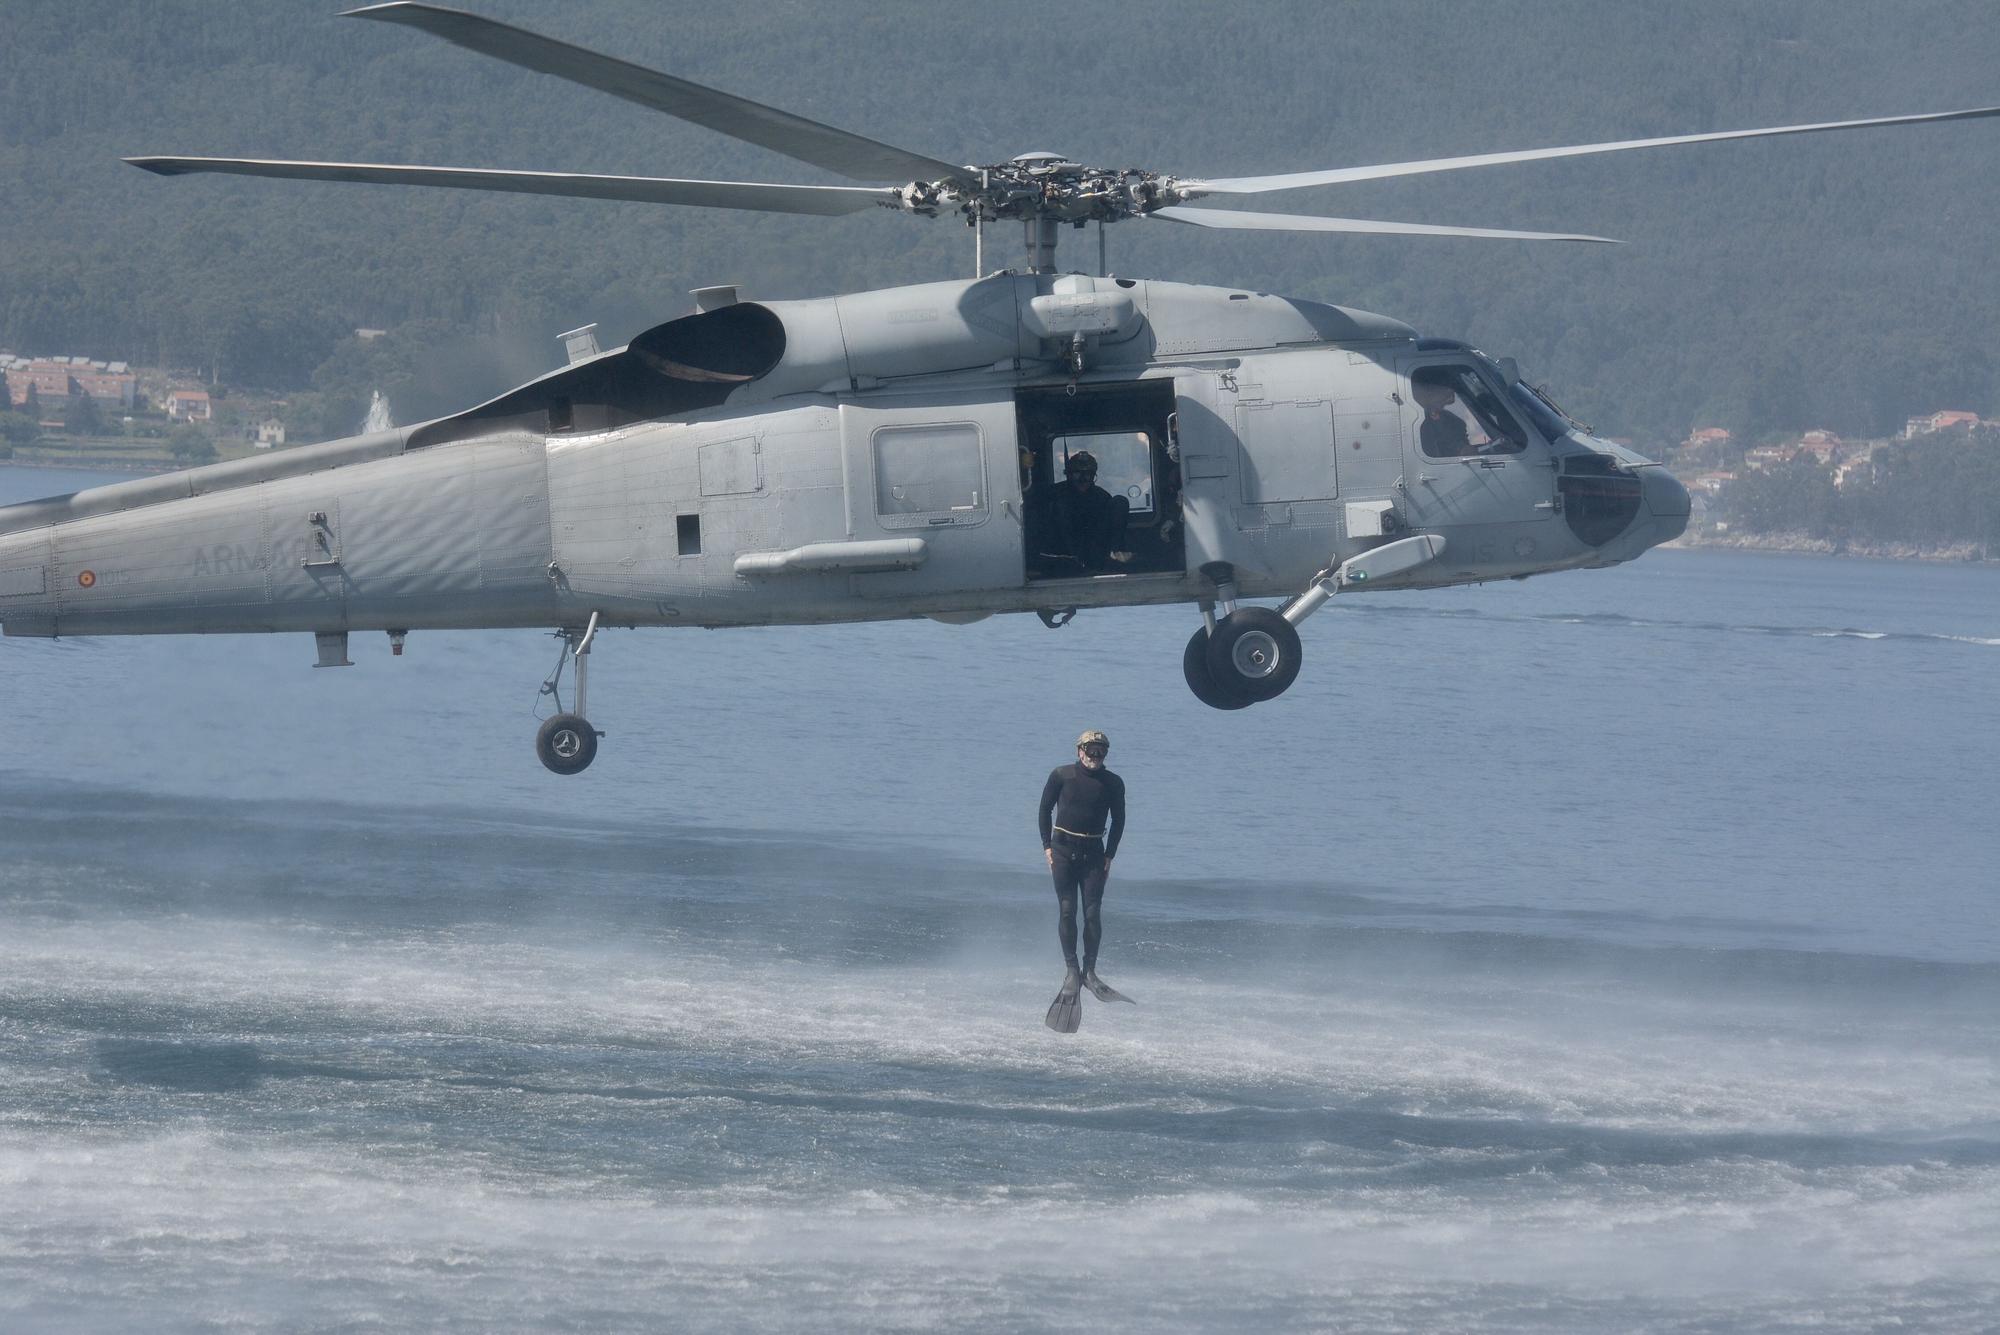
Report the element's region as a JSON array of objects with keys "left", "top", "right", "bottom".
[
  {"left": 71, "top": 366, "right": 137, "bottom": 409},
  {"left": 6, "top": 359, "right": 76, "bottom": 408},
  {"left": 7, "top": 357, "right": 138, "bottom": 410},
  {"left": 1906, "top": 411, "right": 1980, "bottom": 438},
  {"left": 165, "top": 388, "right": 212, "bottom": 422}
]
